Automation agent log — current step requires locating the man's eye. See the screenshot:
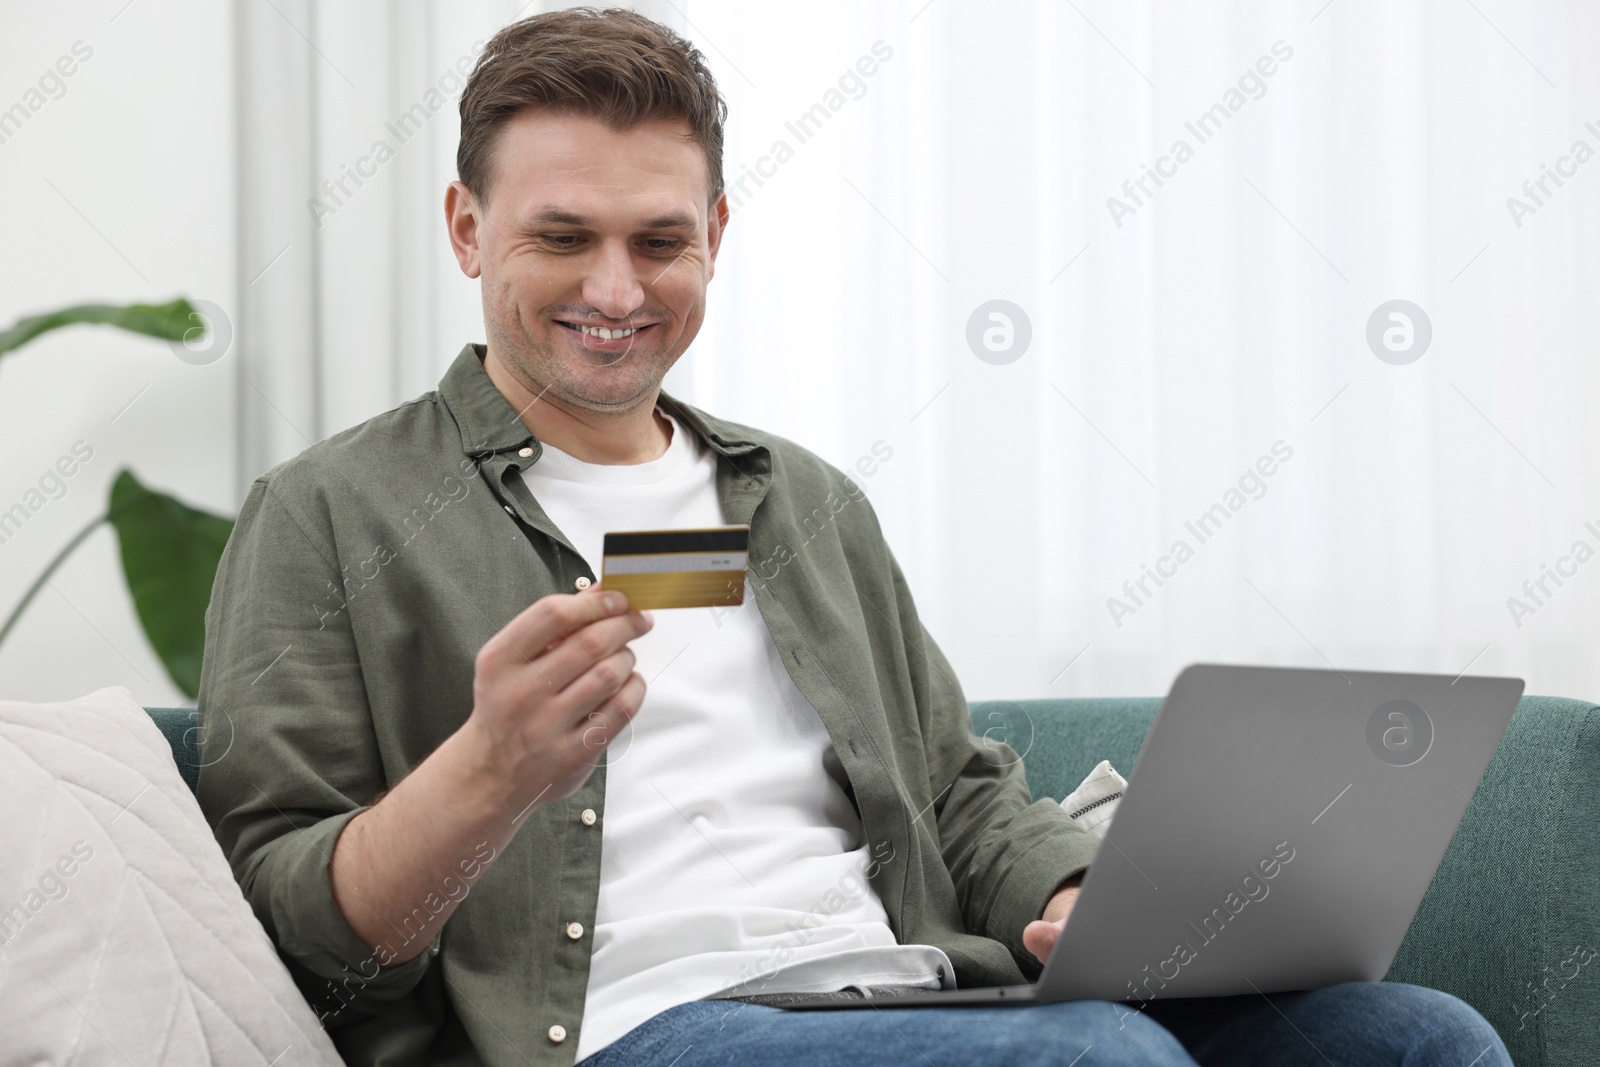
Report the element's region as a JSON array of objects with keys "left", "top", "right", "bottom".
[
  {"left": 542, "top": 234, "right": 583, "bottom": 249},
  {"left": 641, "top": 238, "right": 680, "bottom": 253}
]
